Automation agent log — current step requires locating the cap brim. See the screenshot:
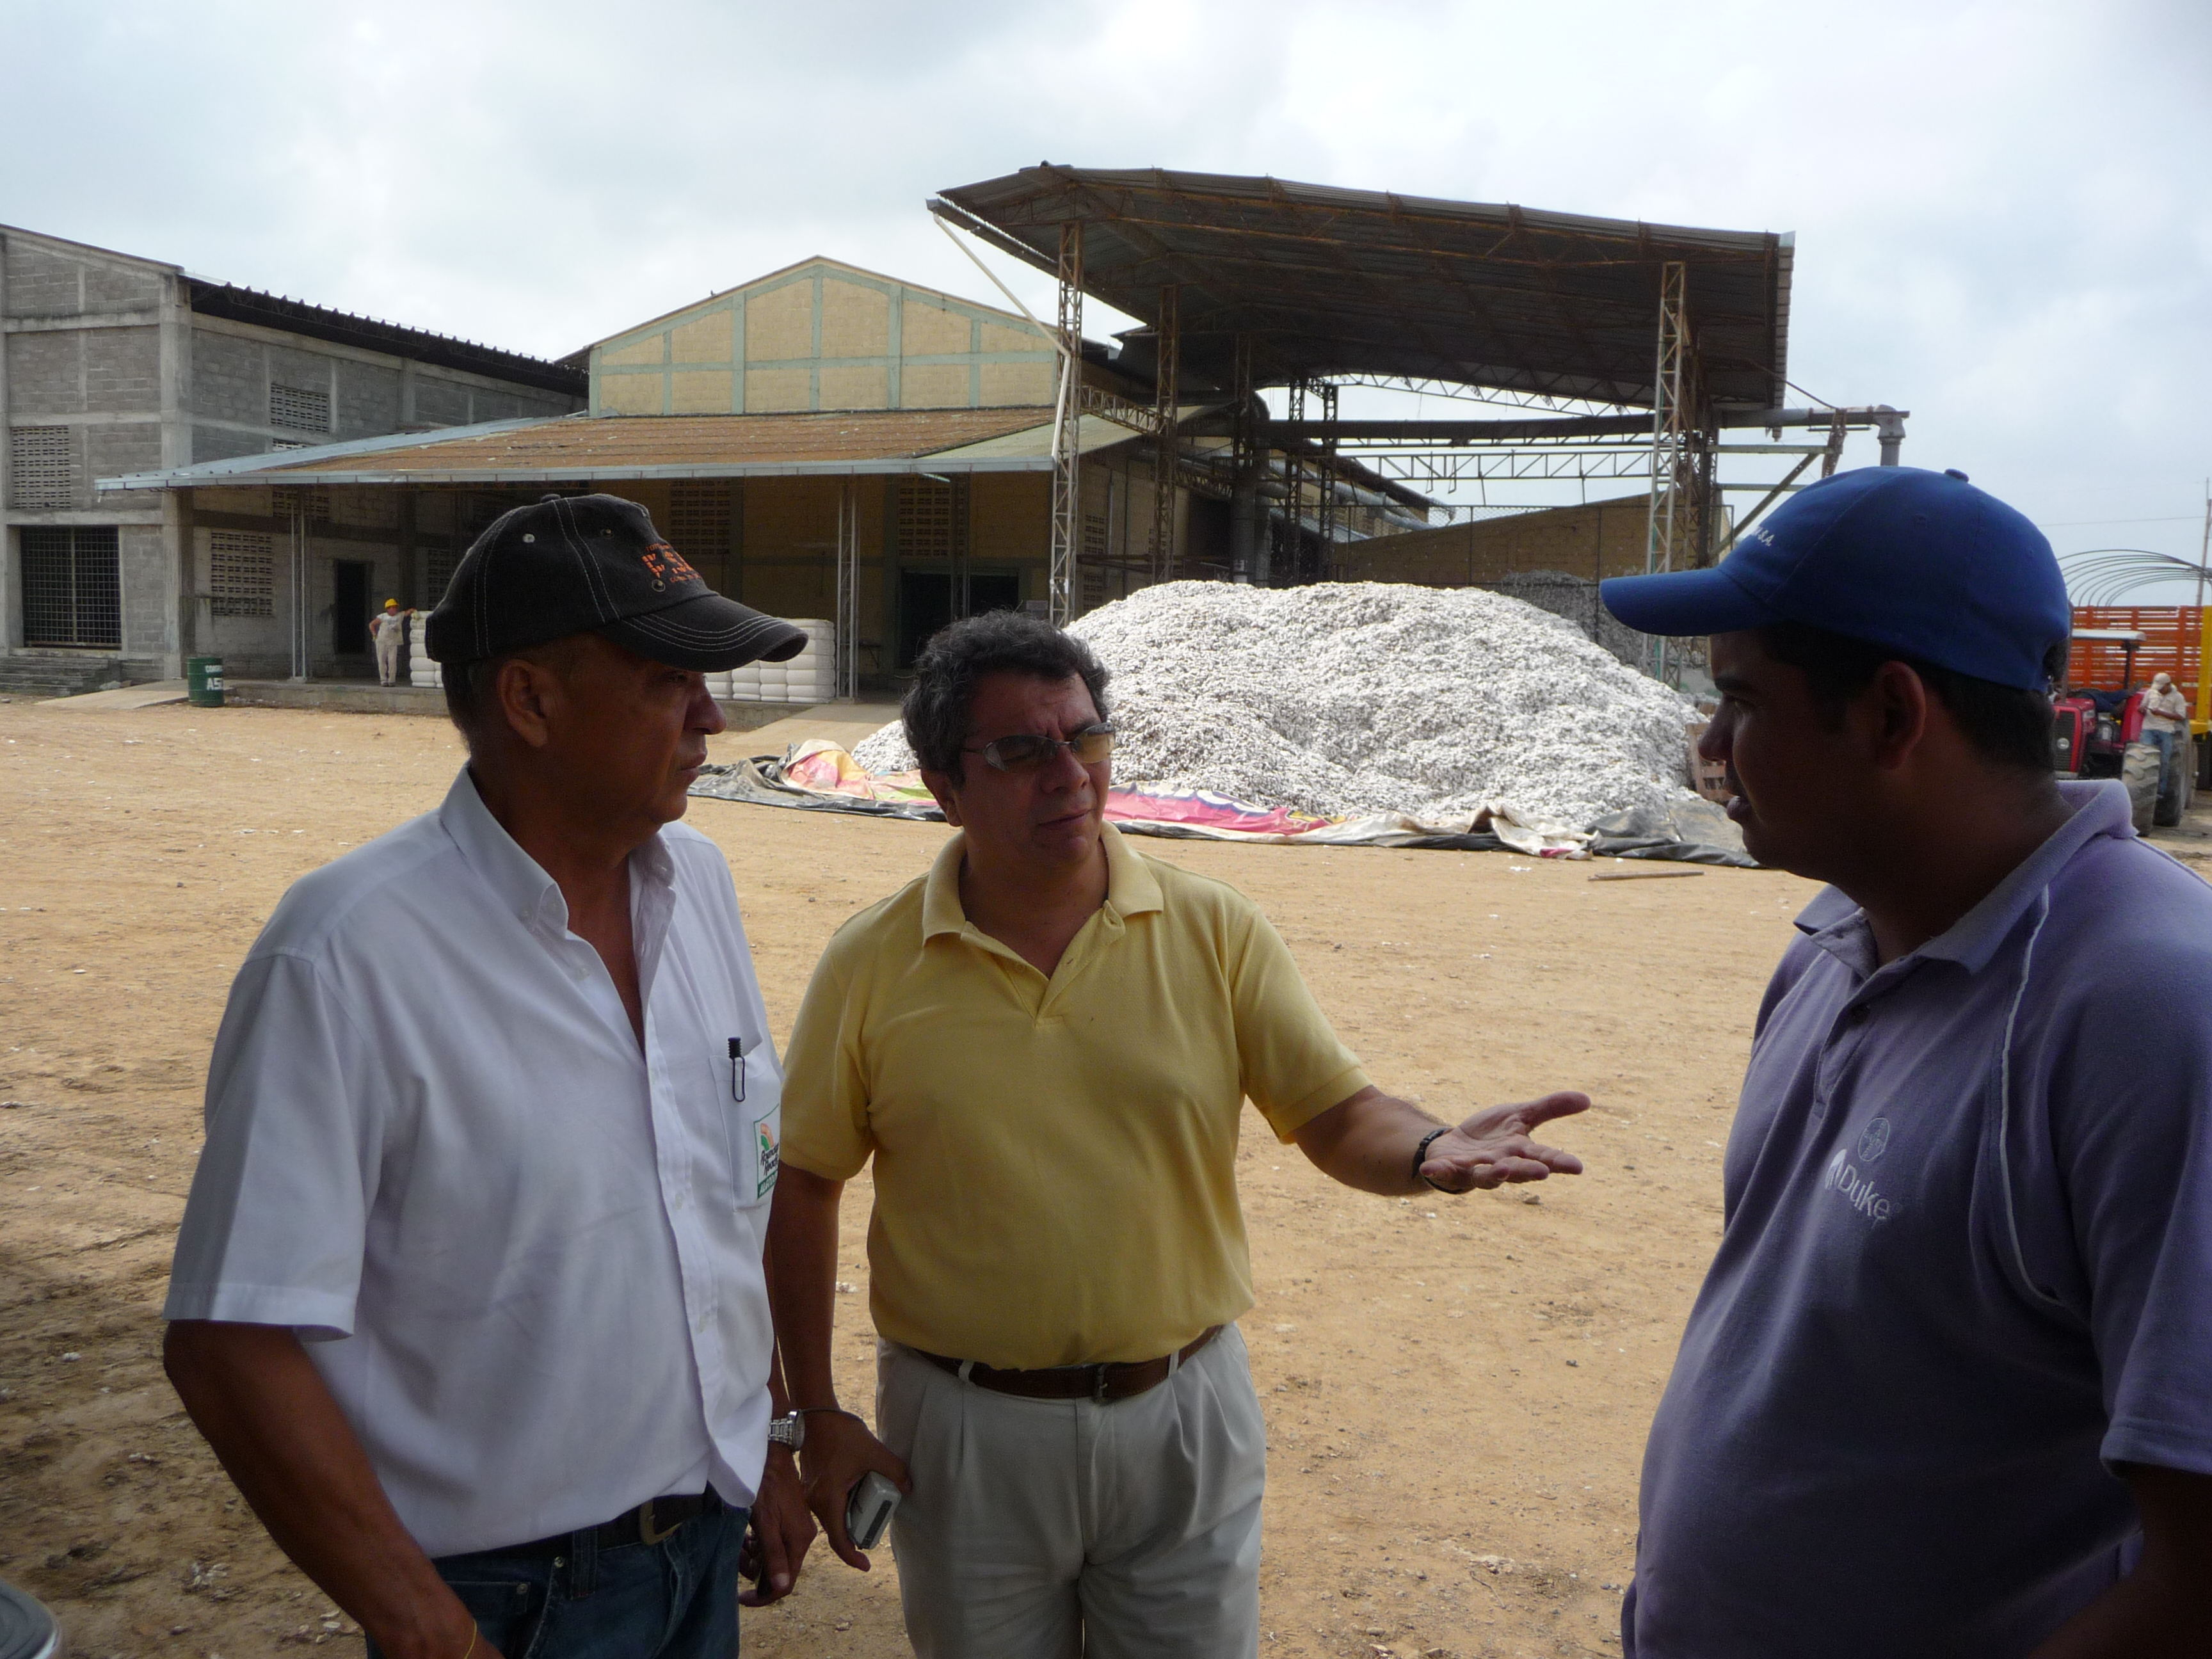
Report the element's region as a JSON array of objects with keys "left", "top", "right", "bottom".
[
  {"left": 597, "top": 592, "right": 810, "bottom": 672},
  {"left": 1599, "top": 565, "right": 1777, "bottom": 638}
]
